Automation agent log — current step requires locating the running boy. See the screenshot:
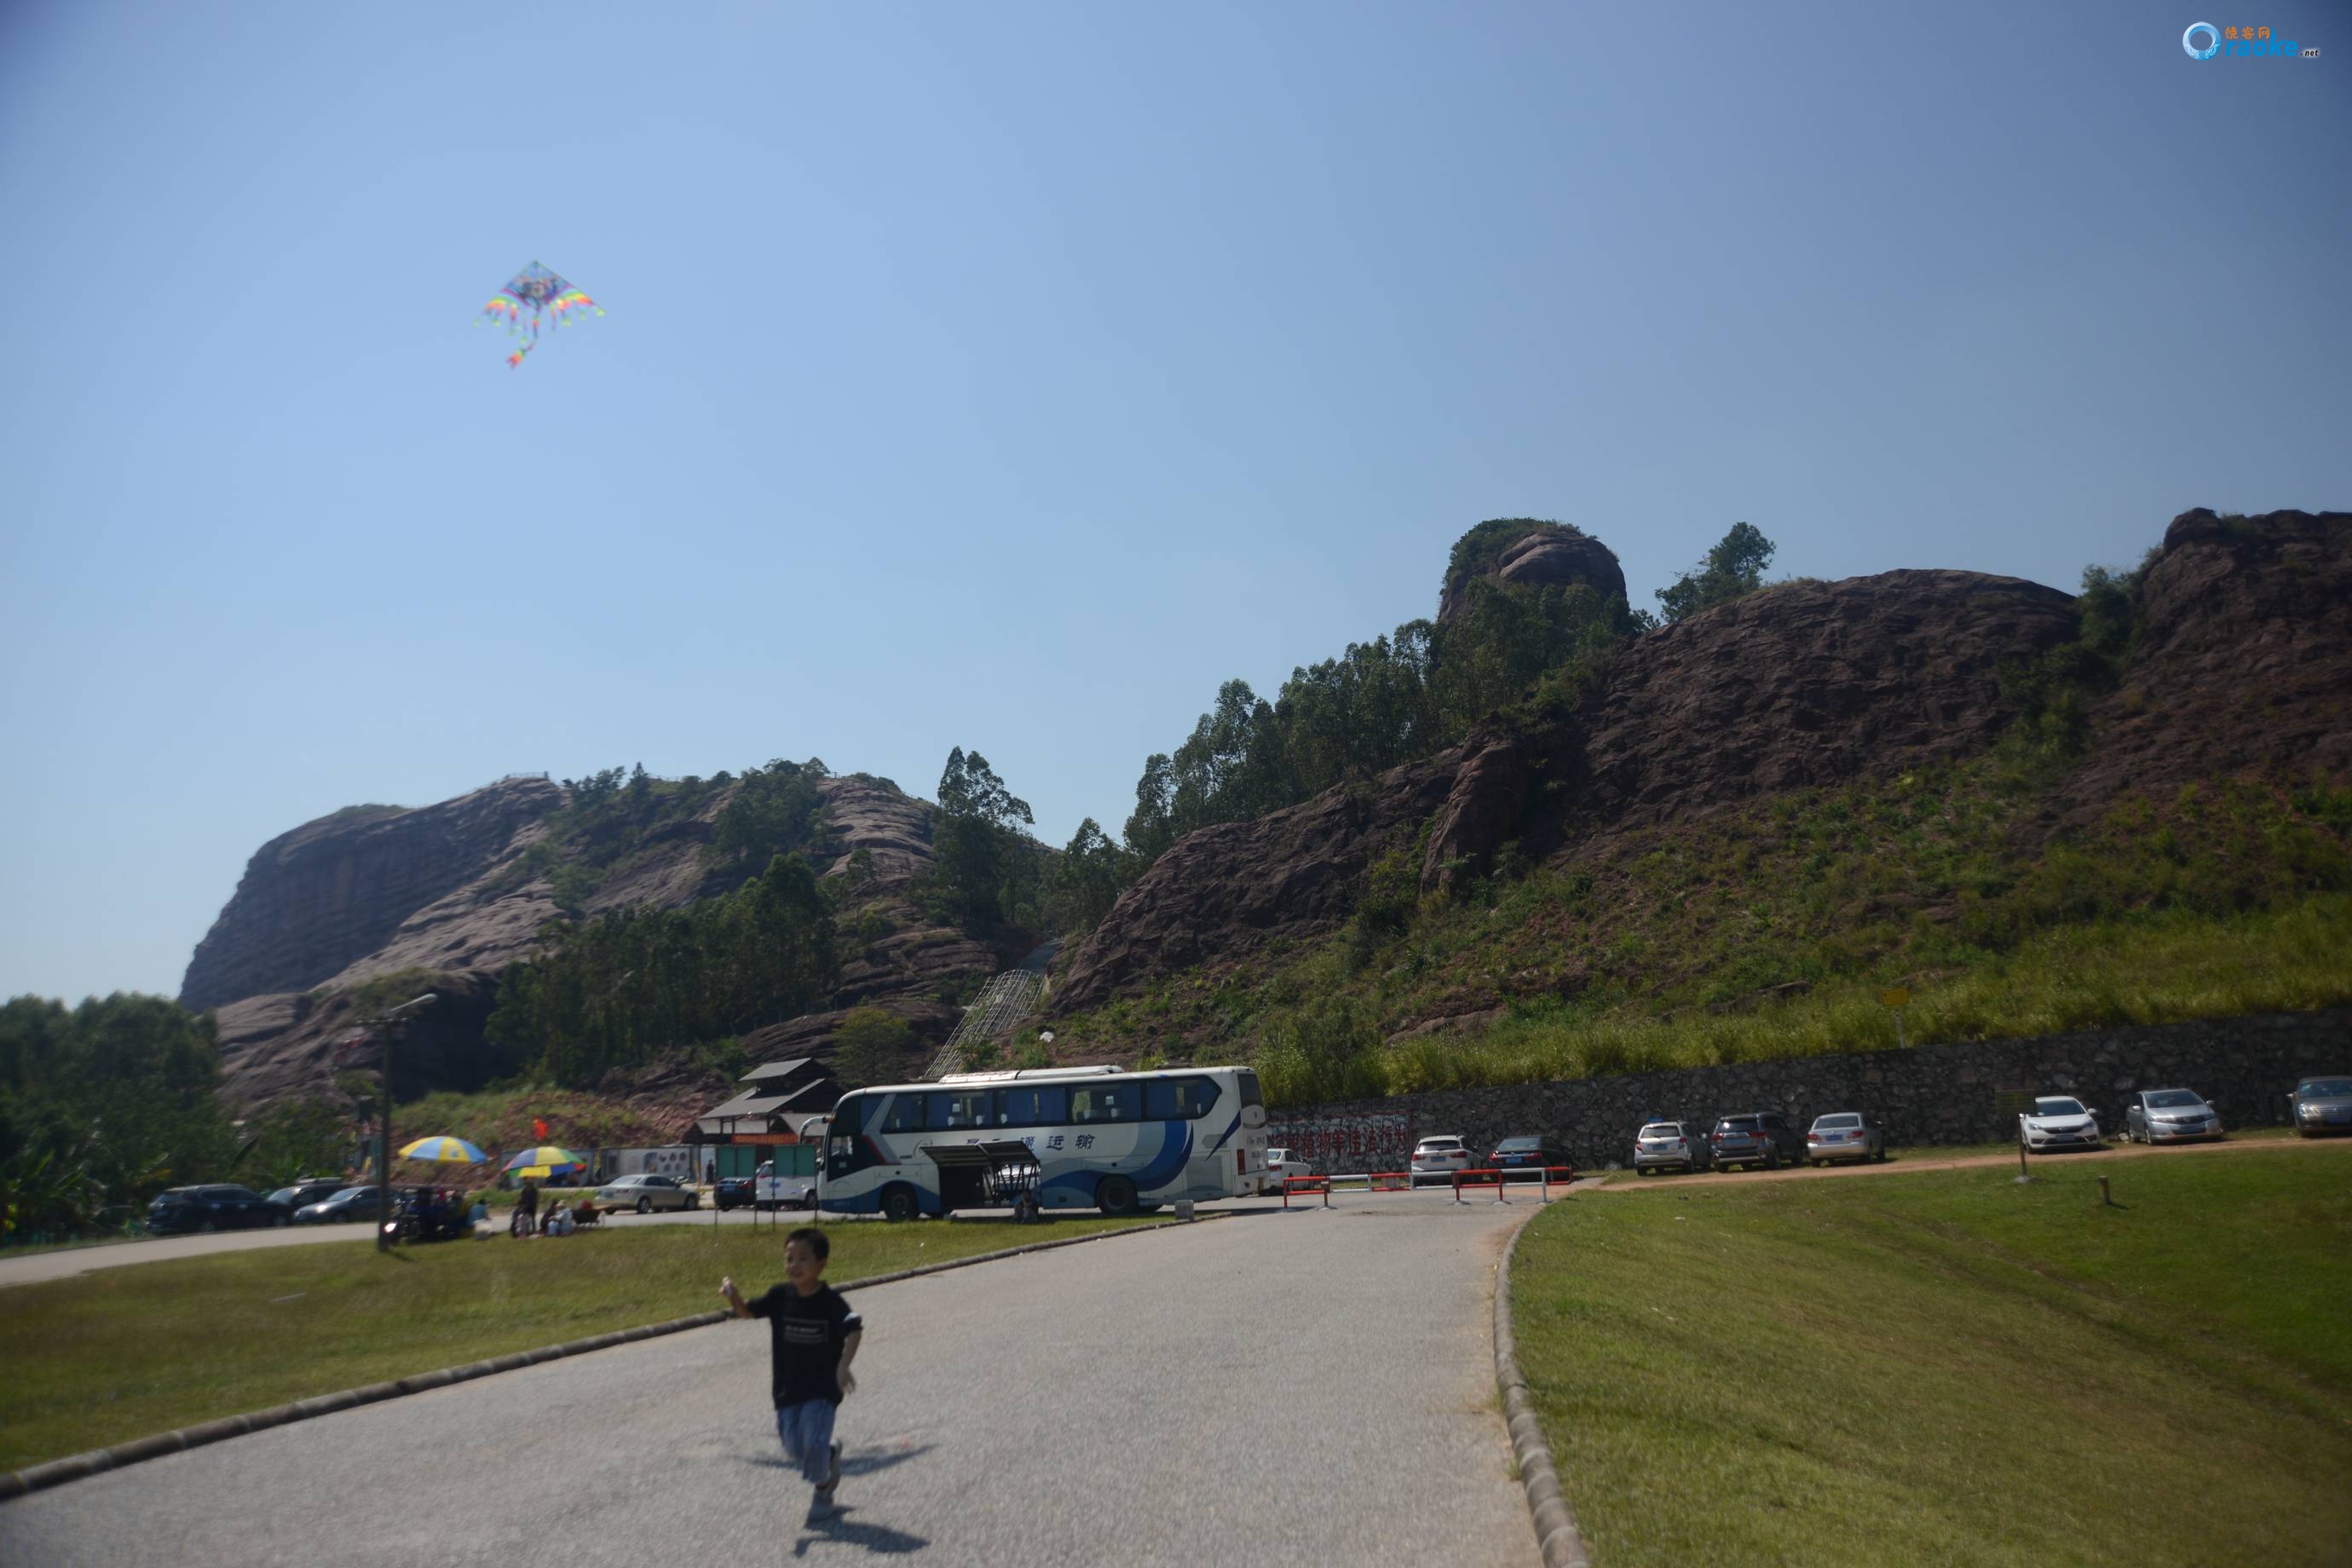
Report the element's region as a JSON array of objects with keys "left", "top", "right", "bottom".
[{"left": 722, "top": 1227, "right": 862, "bottom": 1523}]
